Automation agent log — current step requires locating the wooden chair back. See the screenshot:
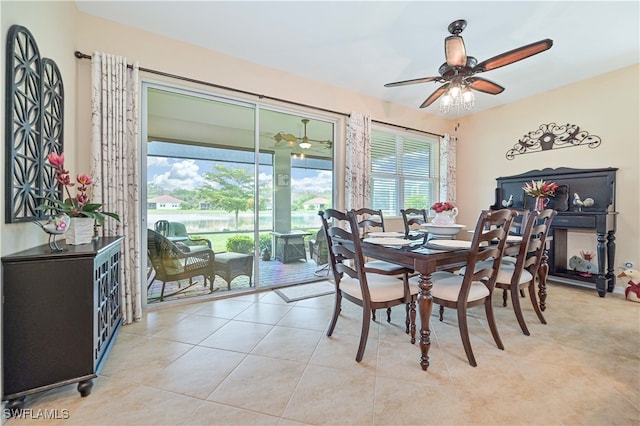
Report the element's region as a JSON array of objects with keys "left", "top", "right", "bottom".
[
  {"left": 351, "top": 207, "right": 385, "bottom": 238},
  {"left": 400, "top": 208, "right": 428, "bottom": 240},
  {"left": 460, "top": 209, "right": 517, "bottom": 302}
]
